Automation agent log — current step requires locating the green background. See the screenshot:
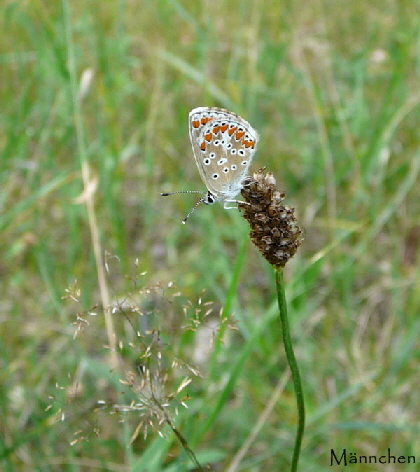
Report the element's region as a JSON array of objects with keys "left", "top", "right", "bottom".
[{"left": 2, "top": 1, "right": 420, "bottom": 470}]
